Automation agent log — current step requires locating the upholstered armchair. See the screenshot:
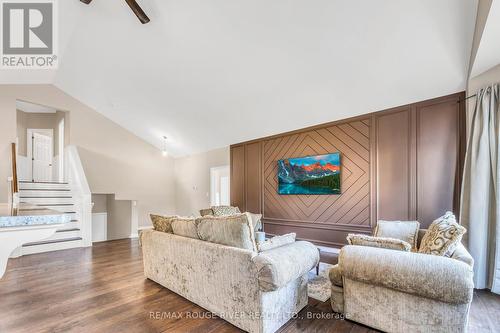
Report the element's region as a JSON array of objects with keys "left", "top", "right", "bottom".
[{"left": 329, "top": 232, "right": 474, "bottom": 333}]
